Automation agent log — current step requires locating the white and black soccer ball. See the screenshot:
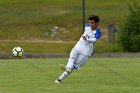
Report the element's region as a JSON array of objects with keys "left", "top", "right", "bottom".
[{"left": 12, "top": 46, "right": 24, "bottom": 57}]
